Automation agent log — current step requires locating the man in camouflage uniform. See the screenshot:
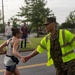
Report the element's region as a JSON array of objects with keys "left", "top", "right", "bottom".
[
  {"left": 24, "top": 17, "right": 75, "bottom": 75},
  {"left": 50, "top": 30, "right": 67, "bottom": 75}
]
